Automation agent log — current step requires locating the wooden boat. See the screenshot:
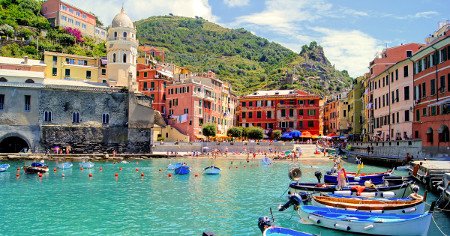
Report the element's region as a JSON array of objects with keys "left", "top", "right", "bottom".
[
  {"left": 324, "top": 170, "right": 392, "bottom": 185},
  {"left": 437, "top": 173, "right": 450, "bottom": 209},
  {"left": 56, "top": 162, "right": 73, "bottom": 170},
  {"left": 311, "top": 195, "right": 426, "bottom": 214},
  {"left": 175, "top": 165, "right": 190, "bottom": 175},
  {"left": 289, "top": 180, "right": 414, "bottom": 198},
  {"left": 203, "top": 166, "right": 221, "bottom": 175},
  {"left": 299, "top": 205, "right": 432, "bottom": 235},
  {"left": 79, "top": 161, "right": 94, "bottom": 169},
  {"left": 261, "top": 157, "right": 273, "bottom": 165},
  {"left": 24, "top": 162, "right": 49, "bottom": 174},
  {"left": 263, "top": 226, "right": 315, "bottom": 236},
  {"left": 167, "top": 162, "right": 182, "bottom": 170},
  {"left": 0, "top": 164, "right": 10, "bottom": 172}
]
